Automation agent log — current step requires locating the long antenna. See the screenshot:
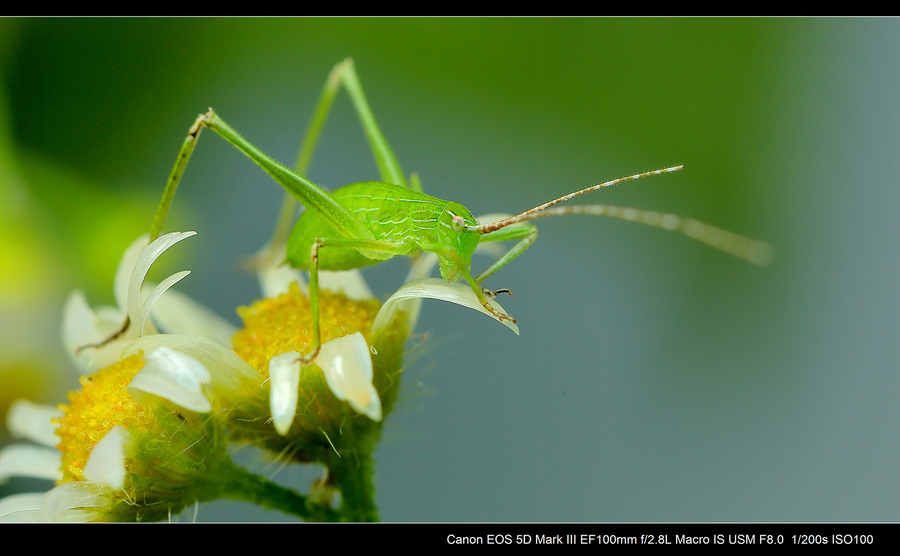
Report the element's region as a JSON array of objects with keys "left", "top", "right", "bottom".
[
  {"left": 507, "top": 204, "right": 774, "bottom": 266},
  {"left": 474, "top": 165, "right": 684, "bottom": 234}
]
